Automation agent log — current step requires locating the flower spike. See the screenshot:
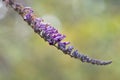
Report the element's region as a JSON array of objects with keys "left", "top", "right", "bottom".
[{"left": 2, "top": 0, "right": 112, "bottom": 65}]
